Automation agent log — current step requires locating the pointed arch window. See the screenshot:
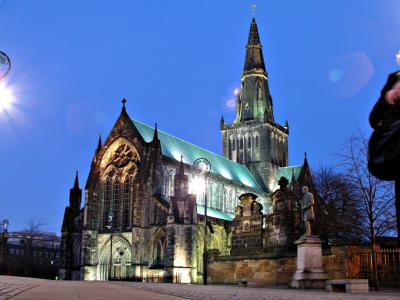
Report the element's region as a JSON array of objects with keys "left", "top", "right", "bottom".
[
  {"left": 228, "top": 139, "right": 232, "bottom": 160},
  {"left": 247, "top": 136, "right": 252, "bottom": 162},
  {"left": 103, "top": 178, "right": 111, "bottom": 229},
  {"left": 112, "top": 179, "right": 120, "bottom": 229},
  {"left": 258, "top": 85, "right": 263, "bottom": 101},
  {"left": 122, "top": 177, "right": 131, "bottom": 229},
  {"left": 244, "top": 103, "right": 251, "bottom": 120}
]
